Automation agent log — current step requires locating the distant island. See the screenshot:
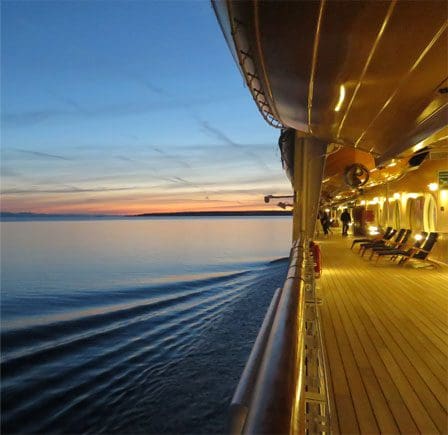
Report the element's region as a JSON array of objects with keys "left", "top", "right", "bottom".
[
  {"left": 131, "top": 211, "right": 292, "bottom": 217},
  {"left": 1, "top": 210, "right": 292, "bottom": 220}
]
